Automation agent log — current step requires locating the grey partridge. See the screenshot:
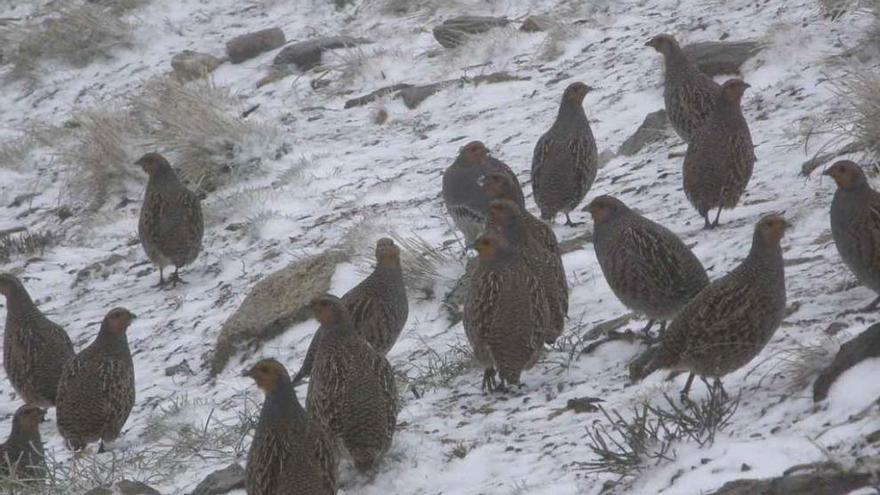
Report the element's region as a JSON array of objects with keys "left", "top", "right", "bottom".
[{"left": 0, "top": 404, "right": 46, "bottom": 481}]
